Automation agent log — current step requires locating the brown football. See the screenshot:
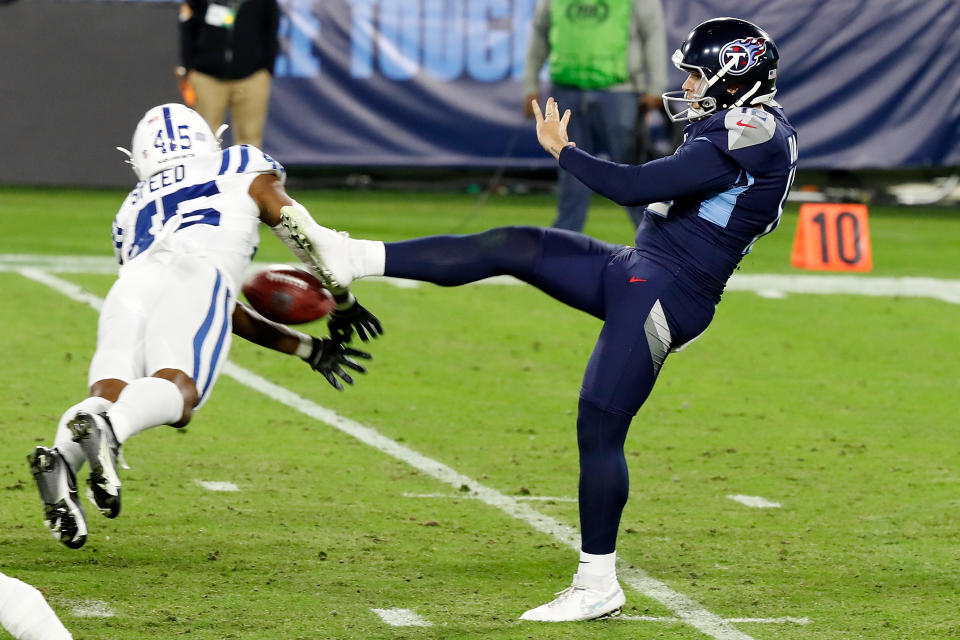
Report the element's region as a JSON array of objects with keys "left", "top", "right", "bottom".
[{"left": 241, "top": 265, "right": 335, "bottom": 324}]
